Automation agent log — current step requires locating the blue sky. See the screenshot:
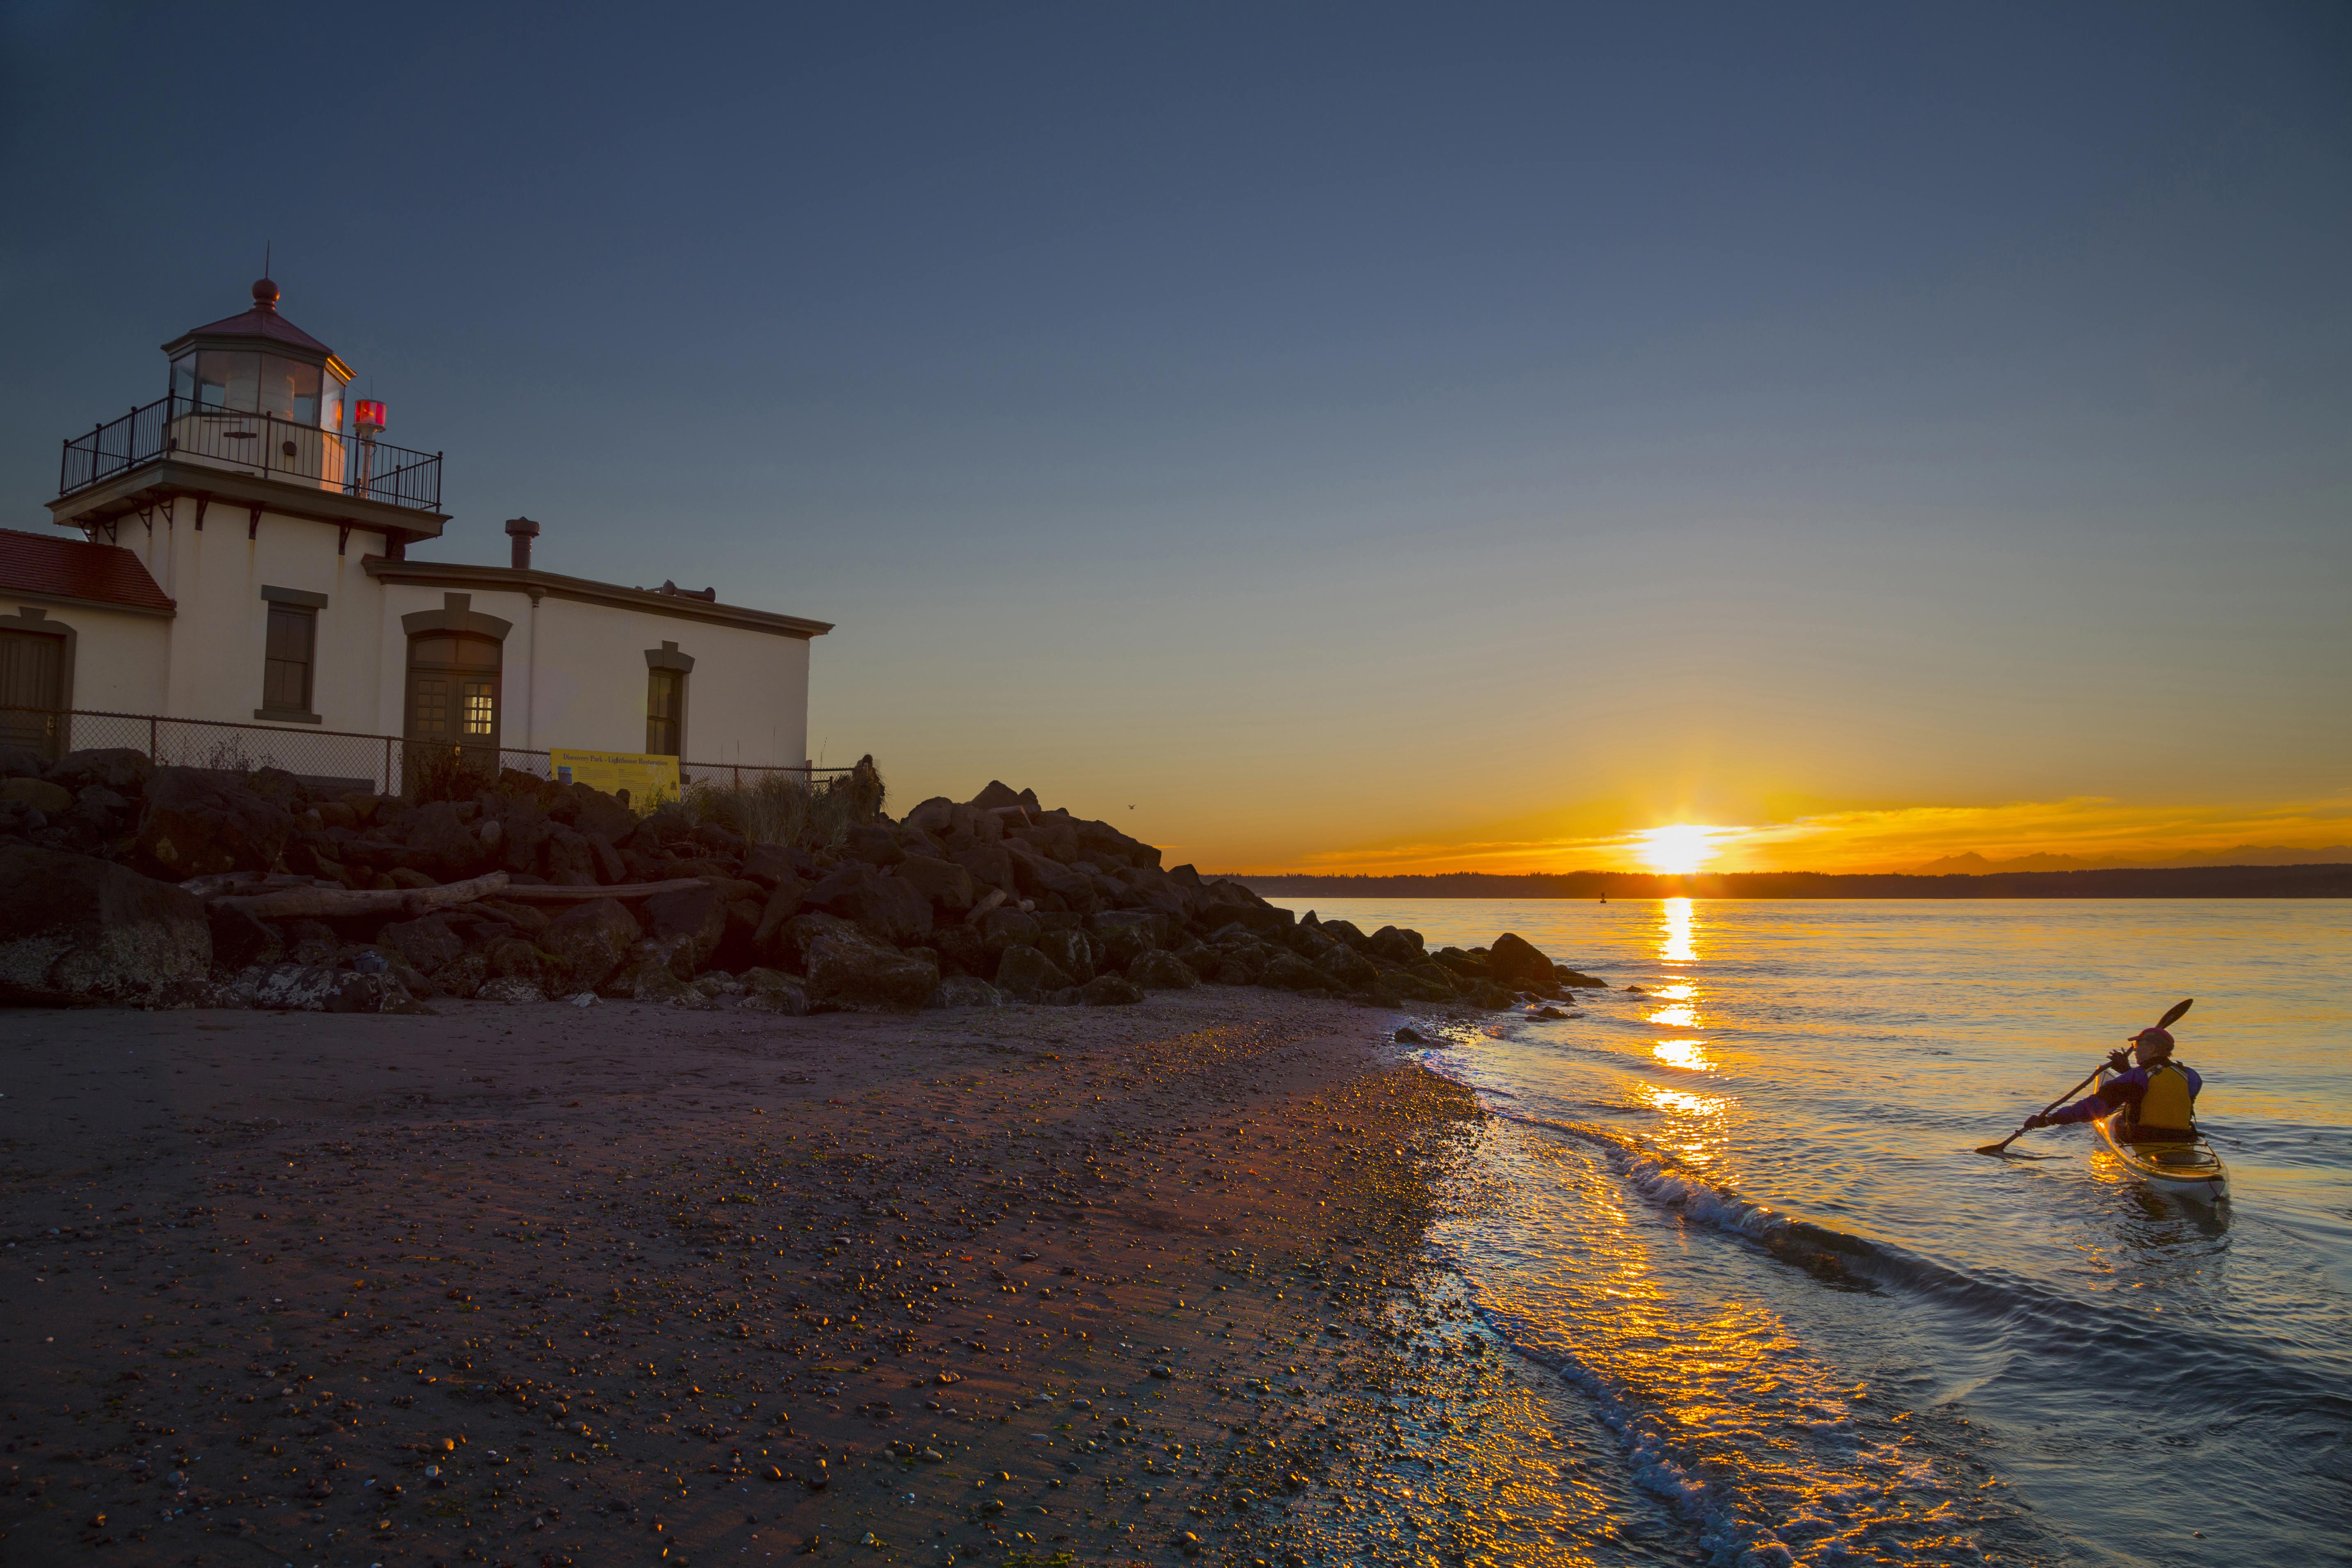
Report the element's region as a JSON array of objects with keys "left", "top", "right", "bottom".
[{"left": 4, "top": 2, "right": 2346, "bottom": 868}]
